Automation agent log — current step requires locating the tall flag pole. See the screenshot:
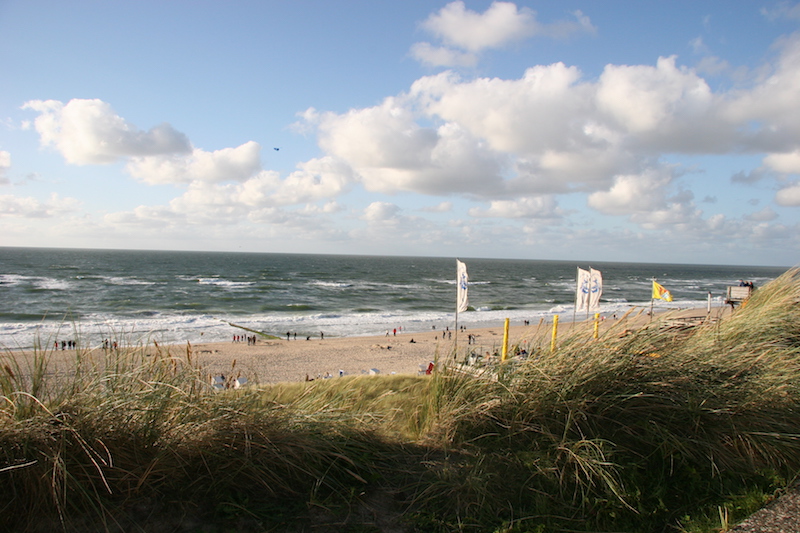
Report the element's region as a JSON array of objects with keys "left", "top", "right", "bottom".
[{"left": 455, "top": 259, "right": 469, "bottom": 355}]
